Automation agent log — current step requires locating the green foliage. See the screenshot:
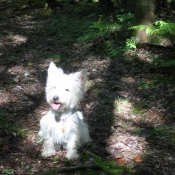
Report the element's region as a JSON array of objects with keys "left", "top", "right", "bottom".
[
  {"left": 126, "top": 37, "right": 136, "bottom": 49},
  {"left": 149, "top": 55, "right": 175, "bottom": 67},
  {"left": 80, "top": 151, "right": 133, "bottom": 175},
  {"left": 116, "top": 12, "right": 134, "bottom": 23},
  {"left": 0, "top": 108, "right": 26, "bottom": 137},
  {"left": 41, "top": 3, "right": 52, "bottom": 16},
  {"left": 48, "top": 12, "right": 120, "bottom": 49},
  {"left": 2, "top": 169, "right": 14, "bottom": 175},
  {"left": 149, "top": 126, "right": 171, "bottom": 136},
  {"left": 108, "top": 37, "right": 136, "bottom": 57},
  {"left": 47, "top": 54, "right": 61, "bottom": 59},
  {"left": 52, "top": 157, "right": 59, "bottom": 162},
  {"left": 109, "top": 47, "right": 126, "bottom": 58},
  {"left": 130, "top": 25, "right": 155, "bottom": 35},
  {"left": 116, "top": 12, "right": 134, "bottom": 28},
  {"left": 136, "top": 78, "right": 164, "bottom": 90},
  {"left": 130, "top": 20, "right": 175, "bottom": 42},
  {"left": 134, "top": 101, "right": 148, "bottom": 109},
  {"left": 94, "top": 159, "right": 127, "bottom": 175},
  {"left": 78, "top": 14, "right": 120, "bottom": 46},
  {"left": 48, "top": 14, "right": 96, "bottom": 44},
  {"left": 129, "top": 21, "right": 175, "bottom": 67}
]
